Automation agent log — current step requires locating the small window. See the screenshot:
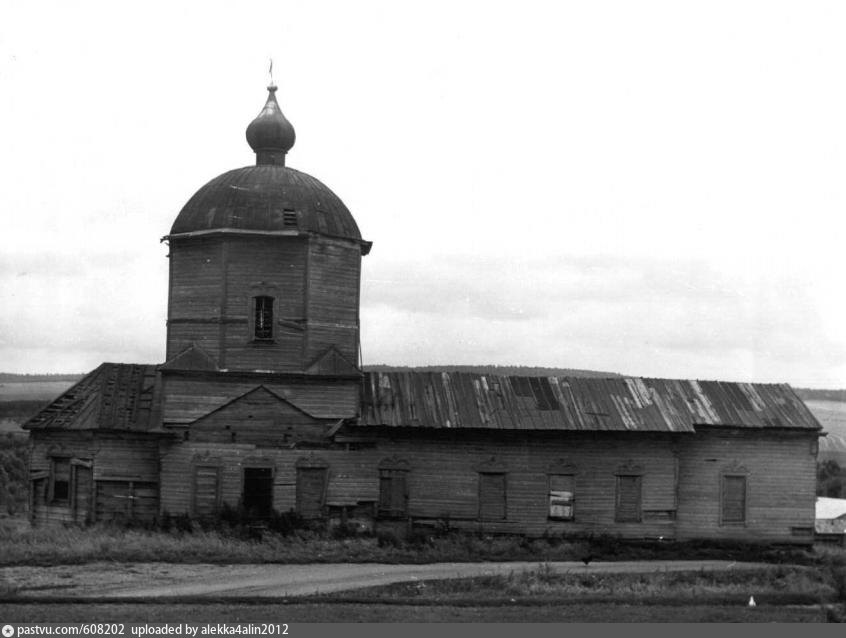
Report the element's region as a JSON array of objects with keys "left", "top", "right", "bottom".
[
  {"left": 479, "top": 472, "right": 507, "bottom": 521},
  {"left": 615, "top": 475, "right": 641, "bottom": 522},
  {"left": 378, "top": 469, "right": 408, "bottom": 518},
  {"left": 253, "top": 296, "right": 274, "bottom": 340},
  {"left": 721, "top": 475, "right": 746, "bottom": 524},
  {"left": 51, "top": 458, "right": 70, "bottom": 503},
  {"left": 548, "top": 474, "right": 575, "bottom": 520}
]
